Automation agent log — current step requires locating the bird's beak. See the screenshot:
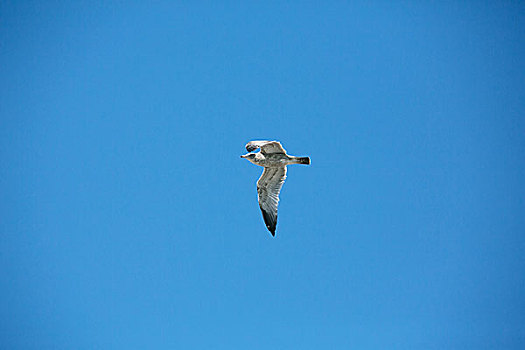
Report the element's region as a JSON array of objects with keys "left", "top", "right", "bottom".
[{"left": 240, "top": 154, "right": 247, "bottom": 158}]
